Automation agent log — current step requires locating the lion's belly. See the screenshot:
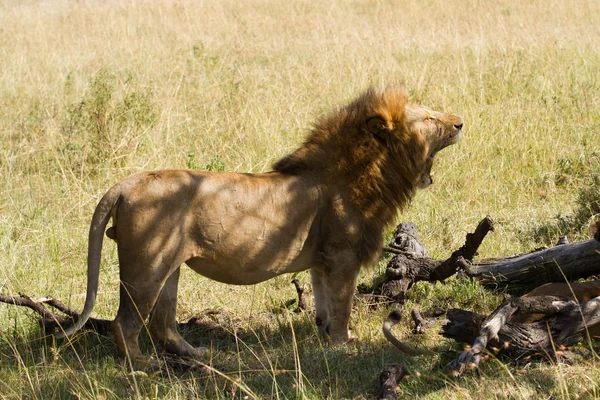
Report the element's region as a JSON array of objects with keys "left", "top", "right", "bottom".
[
  {"left": 184, "top": 171, "right": 322, "bottom": 285},
  {"left": 185, "top": 248, "right": 314, "bottom": 285},
  {"left": 186, "top": 209, "right": 321, "bottom": 285}
]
